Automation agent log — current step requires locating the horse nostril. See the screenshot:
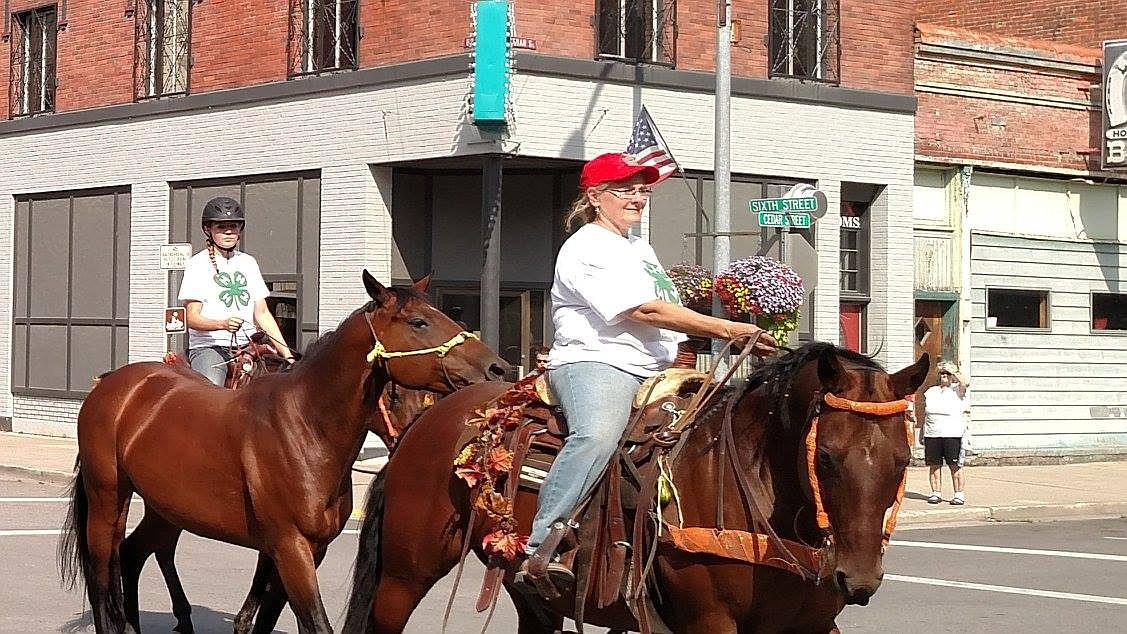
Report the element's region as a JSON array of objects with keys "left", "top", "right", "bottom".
[
  {"left": 835, "top": 570, "right": 849, "bottom": 592},
  {"left": 488, "top": 362, "right": 507, "bottom": 379}
]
